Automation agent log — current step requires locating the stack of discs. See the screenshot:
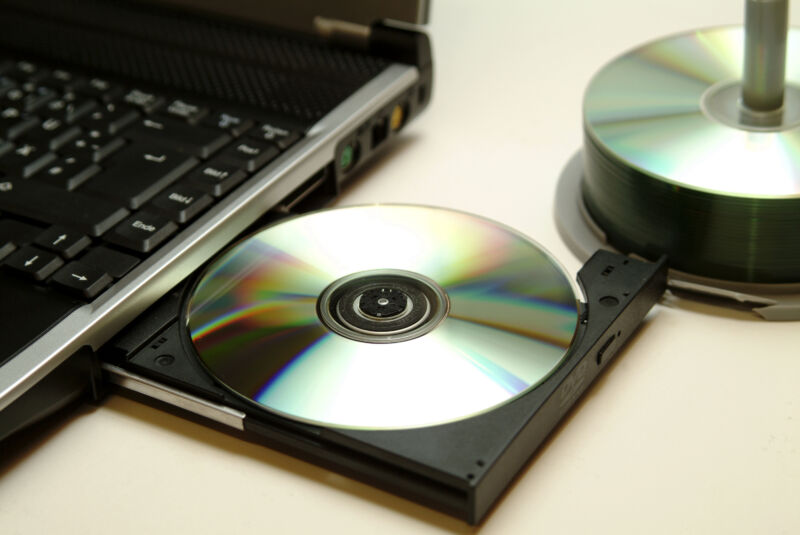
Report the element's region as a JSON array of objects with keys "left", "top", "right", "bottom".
[{"left": 582, "top": 26, "right": 800, "bottom": 284}]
